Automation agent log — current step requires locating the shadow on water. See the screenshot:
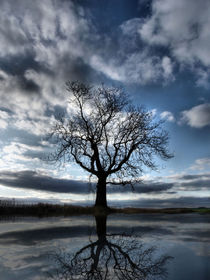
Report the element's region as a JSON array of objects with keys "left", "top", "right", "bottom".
[{"left": 48, "top": 215, "right": 173, "bottom": 280}]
